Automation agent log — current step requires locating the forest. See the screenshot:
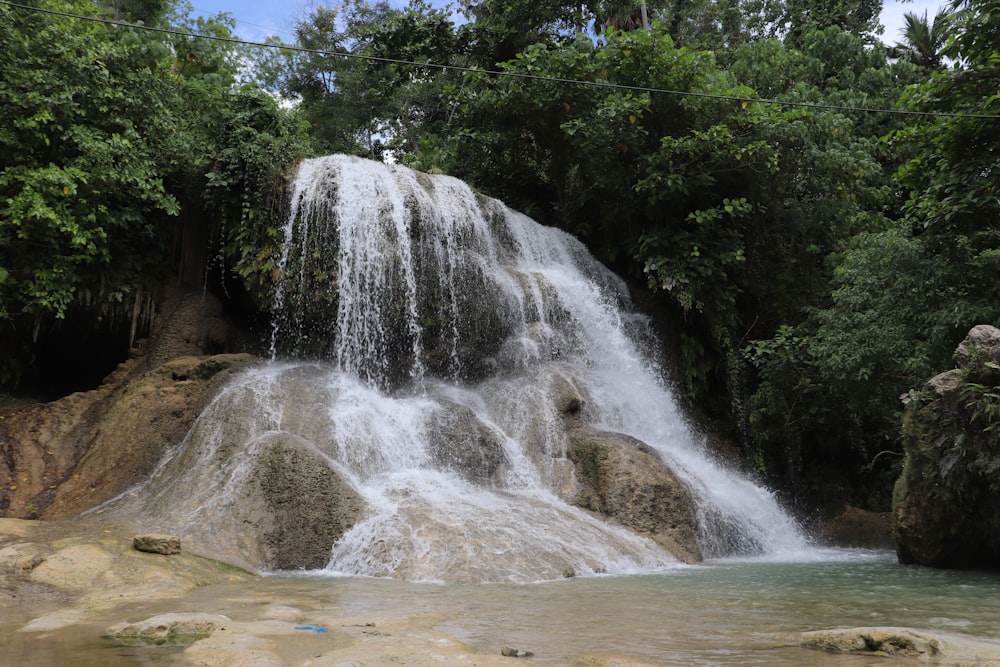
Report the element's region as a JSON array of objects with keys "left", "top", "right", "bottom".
[{"left": 1, "top": 0, "right": 998, "bottom": 516}]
